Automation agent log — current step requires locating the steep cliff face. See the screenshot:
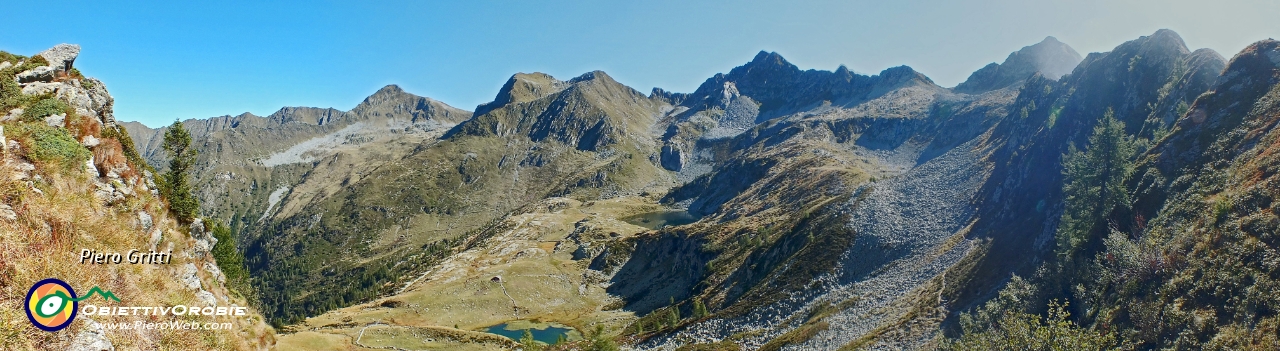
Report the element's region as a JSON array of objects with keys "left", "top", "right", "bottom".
[{"left": 1, "top": 45, "right": 273, "bottom": 350}]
